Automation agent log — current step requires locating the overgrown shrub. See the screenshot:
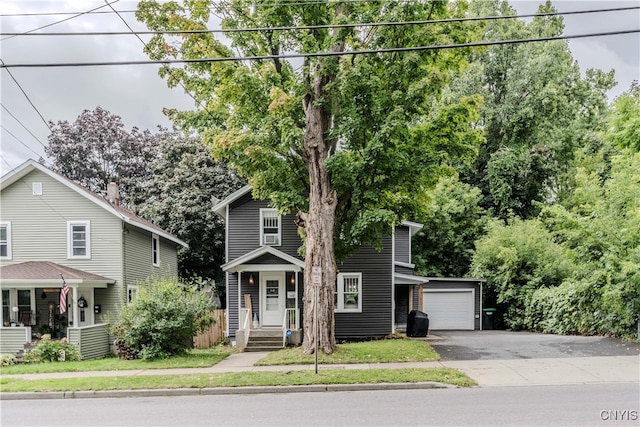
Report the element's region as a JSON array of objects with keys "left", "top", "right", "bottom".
[
  {"left": 114, "top": 277, "right": 214, "bottom": 360},
  {"left": 470, "top": 217, "right": 574, "bottom": 330},
  {"left": 1, "top": 354, "right": 17, "bottom": 366},
  {"left": 24, "top": 337, "right": 80, "bottom": 363}
]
